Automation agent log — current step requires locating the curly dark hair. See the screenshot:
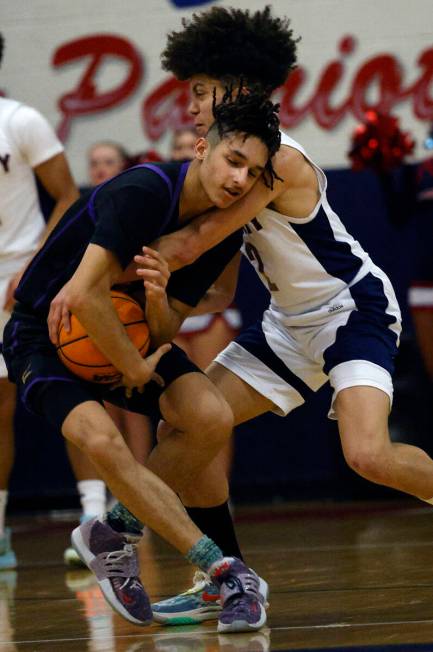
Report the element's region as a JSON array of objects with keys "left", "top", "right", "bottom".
[
  {"left": 161, "top": 5, "right": 299, "bottom": 94},
  {"left": 0, "top": 33, "right": 4, "bottom": 67},
  {"left": 210, "top": 88, "right": 282, "bottom": 189}
]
